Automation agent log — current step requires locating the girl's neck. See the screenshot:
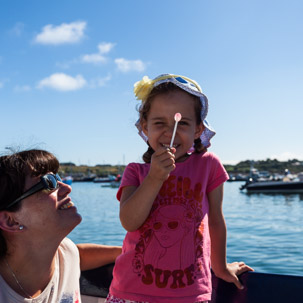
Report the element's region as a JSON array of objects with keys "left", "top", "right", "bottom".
[{"left": 175, "top": 153, "right": 191, "bottom": 163}]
